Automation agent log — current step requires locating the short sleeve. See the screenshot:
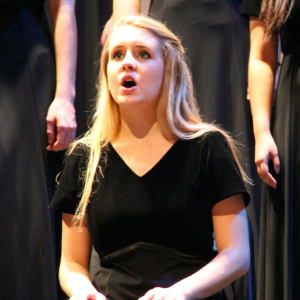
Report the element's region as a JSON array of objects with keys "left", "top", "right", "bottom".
[
  {"left": 199, "top": 132, "right": 250, "bottom": 209},
  {"left": 240, "top": 0, "right": 262, "bottom": 18},
  {"left": 49, "top": 145, "right": 87, "bottom": 215}
]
